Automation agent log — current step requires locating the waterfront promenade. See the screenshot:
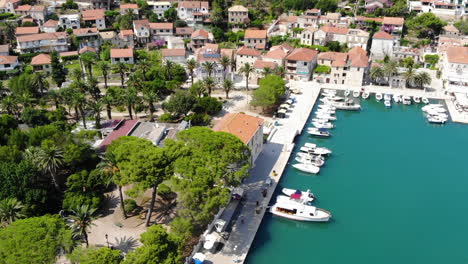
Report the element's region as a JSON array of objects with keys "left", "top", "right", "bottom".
[{"left": 204, "top": 81, "right": 321, "bottom": 264}]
